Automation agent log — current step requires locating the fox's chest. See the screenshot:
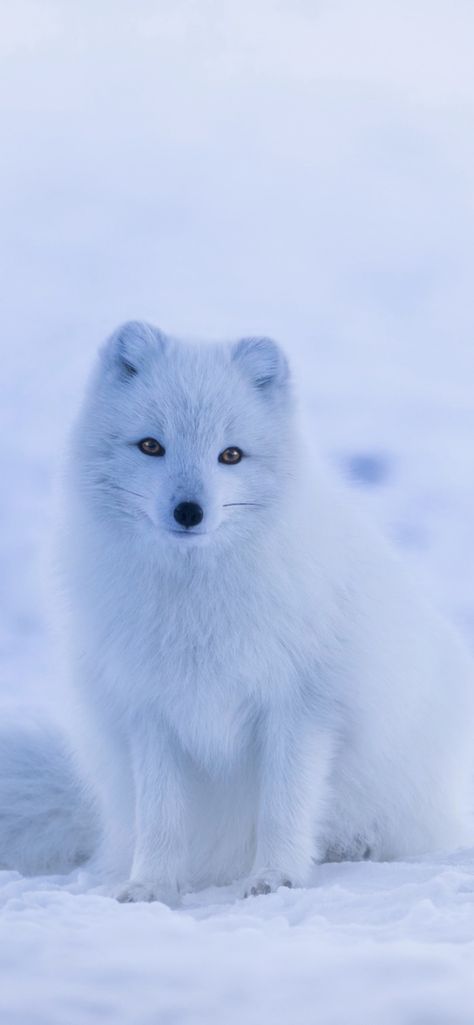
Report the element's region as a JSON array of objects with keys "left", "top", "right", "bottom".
[
  {"left": 112, "top": 597, "right": 294, "bottom": 759},
  {"left": 131, "top": 580, "right": 287, "bottom": 685},
  {"left": 162, "top": 672, "right": 256, "bottom": 766},
  {"left": 153, "top": 615, "right": 267, "bottom": 715},
  {"left": 97, "top": 561, "right": 308, "bottom": 746}
]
